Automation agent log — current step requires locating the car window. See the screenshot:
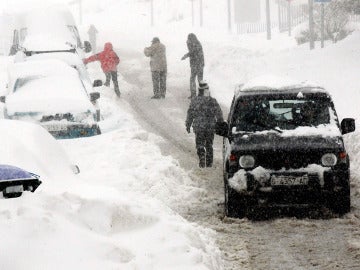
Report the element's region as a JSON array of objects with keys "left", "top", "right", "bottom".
[
  {"left": 13, "top": 76, "right": 43, "bottom": 92},
  {"left": 67, "top": 25, "right": 82, "bottom": 48},
  {"left": 232, "top": 96, "right": 332, "bottom": 132}
]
